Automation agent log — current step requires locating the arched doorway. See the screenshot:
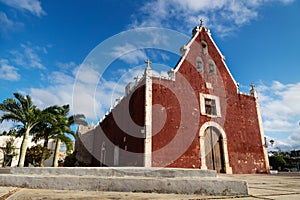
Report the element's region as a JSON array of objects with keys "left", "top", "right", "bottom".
[
  {"left": 199, "top": 122, "right": 232, "bottom": 174},
  {"left": 204, "top": 126, "right": 225, "bottom": 173}
]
